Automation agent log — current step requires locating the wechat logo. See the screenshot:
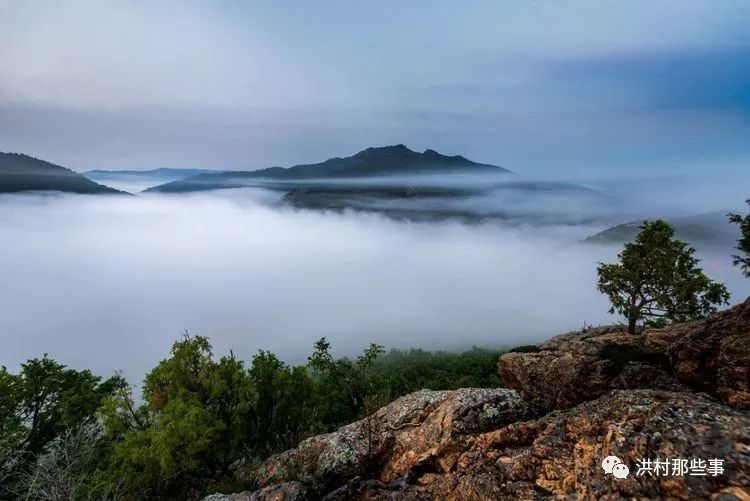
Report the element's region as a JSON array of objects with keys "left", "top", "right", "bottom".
[{"left": 602, "top": 456, "right": 630, "bottom": 479}]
